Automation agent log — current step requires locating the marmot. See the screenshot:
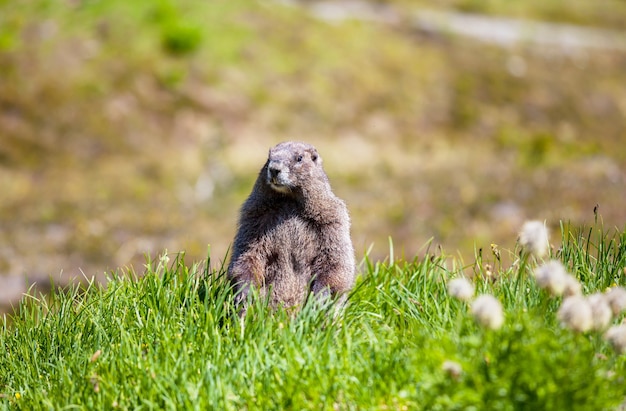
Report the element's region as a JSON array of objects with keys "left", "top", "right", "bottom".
[{"left": 228, "top": 141, "right": 355, "bottom": 312}]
